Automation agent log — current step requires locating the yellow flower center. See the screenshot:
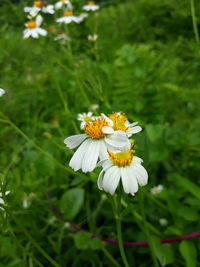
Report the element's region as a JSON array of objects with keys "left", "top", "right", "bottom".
[
  {"left": 85, "top": 119, "right": 108, "bottom": 139},
  {"left": 83, "top": 116, "right": 92, "bottom": 122},
  {"left": 88, "top": 1, "right": 95, "bottom": 5},
  {"left": 34, "top": 1, "right": 43, "bottom": 8},
  {"left": 152, "top": 188, "right": 160, "bottom": 193},
  {"left": 108, "top": 113, "right": 128, "bottom": 131},
  {"left": 64, "top": 10, "right": 73, "bottom": 16},
  {"left": 26, "top": 21, "right": 37, "bottom": 29},
  {"left": 109, "top": 149, "right": 133, "bottom": 167}
]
